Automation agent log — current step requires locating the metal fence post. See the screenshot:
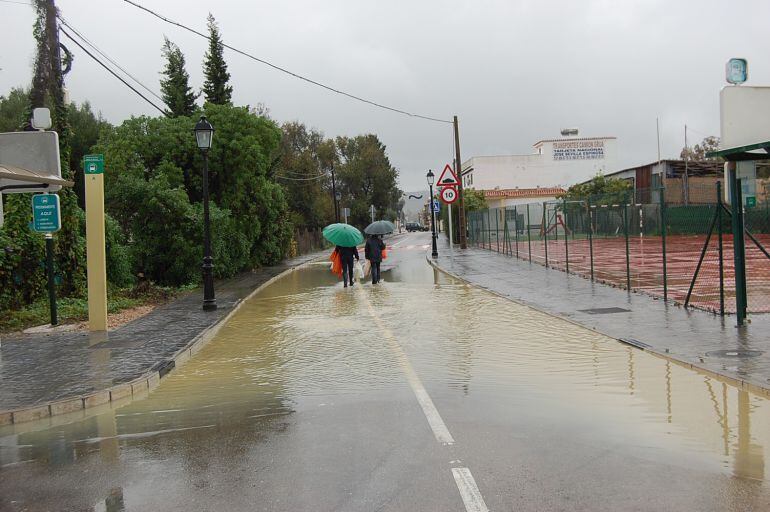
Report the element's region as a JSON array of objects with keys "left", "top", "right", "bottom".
[
  {"left": 514, "top": 205, "right": 520, "bottom": 259},
  {"left": 495, "top": 208, "right": 500, "bottom": 253},
  {"left": 659, "top": 187, "right": 668, "bottom": 302},
  {"left": 623, "top": 200, "right": 631, "bottom": 290},
  {"left": 588, "top": 198, "right": 594, "bottom": 281},
  {"left": 717, "top": 182, "right": 725, "bottom": 316},
  {"left": 729, "top": 164, "right": 748, "bottom": 324},
  {"left": 526, "top": 203, "right": 532, "bottom": 262},
  {"left": 543, "top": 202, "right": 549, "bottom": 268},
  {"left": 564, "top": 198, "right": 570, "bottom": 274},
  {"left": 486, "top": 209, "right": 491, "bottom": 250}
]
